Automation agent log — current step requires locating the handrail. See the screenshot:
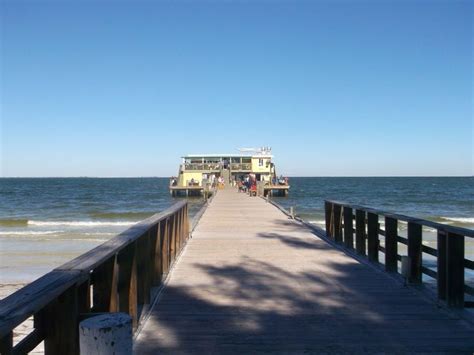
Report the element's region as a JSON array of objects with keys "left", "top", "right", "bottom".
[
  {"left": 0, "top": 201, "right": 190, "bottom": 355},
  {"left": 324, "top": 200, "right": 473, "bottom": 310}
]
